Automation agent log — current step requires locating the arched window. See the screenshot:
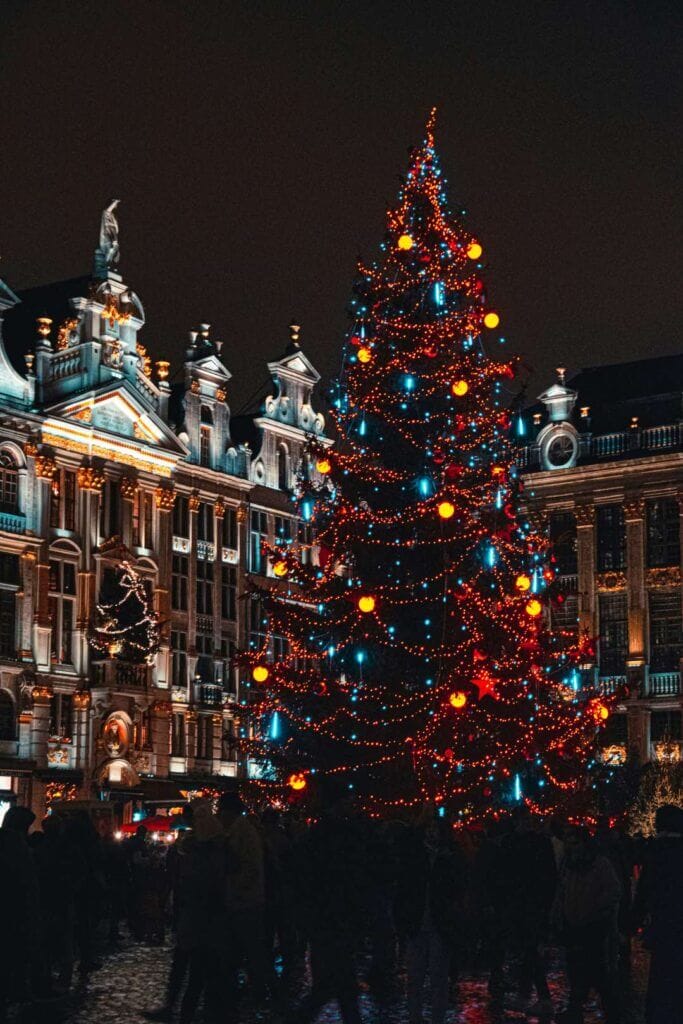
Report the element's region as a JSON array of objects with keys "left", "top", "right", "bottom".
[
  {"left": 0, "top": 453, "right": 18, "bottom": 513},
  {"left": 0, "top": 690, "right": 15, "bottom": 741},
  {"left": 277, "top": 444, "right": 289, "bottom": 491}
]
